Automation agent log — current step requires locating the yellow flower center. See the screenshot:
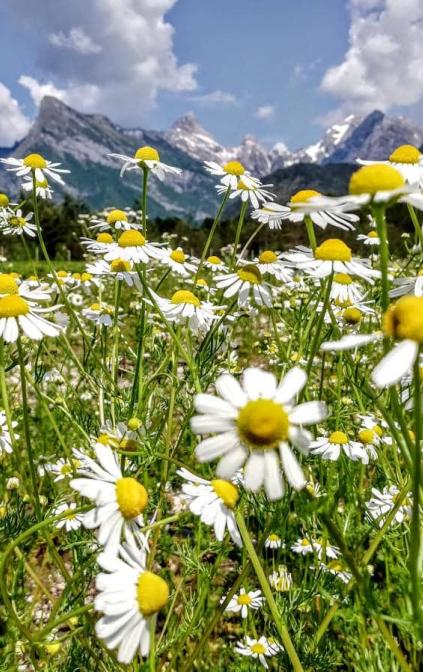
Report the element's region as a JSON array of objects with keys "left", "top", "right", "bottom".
[
  {"left": 23, "top": 153, "right": 47, "bottom": 169},
  {"left": 9, "top": 217, "right": 26, "bottom": 229},
  {"left": 0, "top": 295, "right": 29, "bottom": 317},
  {"left": 382, "top": 296, "right": 423, "bottom": 343},
  {"left": 329, "top": 431, "right": 348, "bottom": 445},
  {"left": 368, "top": 231, "right": 379, "bottom": 238},
  {"left": 136, "top": 571, "right": 169, "bottom": 616},
  {"left": 134, "top": 146, "right": 160, "bottom": 162},
  {"left": 251, "top": 643, "right": 266, "bottom": 655},
  {"left": 223, "top": 161, "right": 245, "bottom": 176},
  {"left": 237, "top": 179, "right": 251, "bottom": 190},
  {"left": 259, "top": 250, "right": 278, "bottom": 264},
  {"left": 57, "top": 270, "right": 68, "bottom": 278},
  {"left": 115, "top": 477, "right": 148, "bottom": 519},
  {"left": 343, "top": 307, "right": 362, "bottom": 324},
  {"left": 334, "top": 273, "right": 352, "bottom": 285},
  {"left": 300, "top": 538, "right": 310, "bottom": 546},
  {"left": 171, "top": 290, "right": 200, "bottom": 306},
  {"left": 373, "top": 424, "right": 383, "bottom": 437},
  {"left": 170, "top": 248, "right": 186, "bottom": 263},
  {"left": 358, "top": 428, "right": 376, "bottom": 444},
  {"left": 207, "top": 255, "right": 221, "bottom": 265},
  {"left": 97, "top": 233, "right": 113, "bottom": 243},
  {"left": 211, "top": 479, "right": 239, "bottom": 508},
  {"left": 327, "top": 560, "right": 344, "bottom": 572},
  {"left": 36, "top": 179, "right": 48, "bottom": 188},
  {"left": 60, "top": 464, "right": 73, "bottom": 475},
  {"left": 118, "top": 230, "right": 146, "bottom": 248},
  {"left": 128, "top": 417, "right": 142, "bottom": 431},
  {"left": 97, "top": 433, "right": 113, "bottom": 445},
  {"left": 389, "top": 144, "right": 421, "bottom": 164},
  {"left": 0, "top": 193, "right": 9, "bottom": 207},
  {"left": 315, "top": 239, "right": 352, "bottom": 262},
  {"left": 269, "top": 533, "right": 280, "bottom": 542},
  {"left": 107, "top": 209, "right": 128, "bottom": 224},
  {"left": 90, "top": 303, "right": 102, "bottom": 312},
  {"left": 237, "top": 398, "right": 289, "bottom": 448},
  {"left": 237, "top": 264, "right": 262, "bottom": 284},
  {"left": 110, "top": 259, "right": 131, "bottom": 273},
  {"left": 237, "top": 594, "right": 252, "bottom": 605},
  {"left": 81, "top": 273, "right": 92, "bottom": 282},
  {"left": 0, "top": 274, "right": 18, "bottom": 295},
  {"left": 196, "top": 278, "right": 208, "bottom": 287},
  {"left": 290, "top": 189, "right": 321, "bottom": 204},
  {"left": 349, "top": 164, "right": 405, "bottom": 195}
]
